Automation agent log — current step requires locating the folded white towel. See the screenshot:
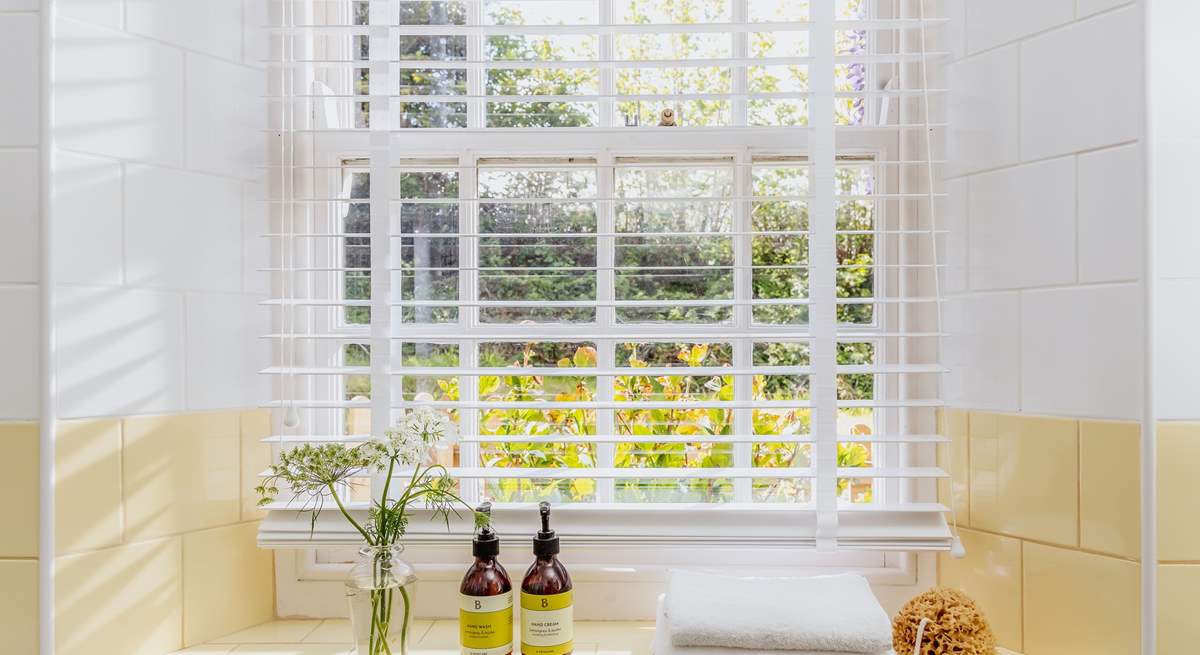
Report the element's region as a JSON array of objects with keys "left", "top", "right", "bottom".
[
  {"left": 664, "top": 571, "right": 893, "bottom": 654},
  {"left": 654, "top": 595, "right": 894, "bottom": 655}
]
